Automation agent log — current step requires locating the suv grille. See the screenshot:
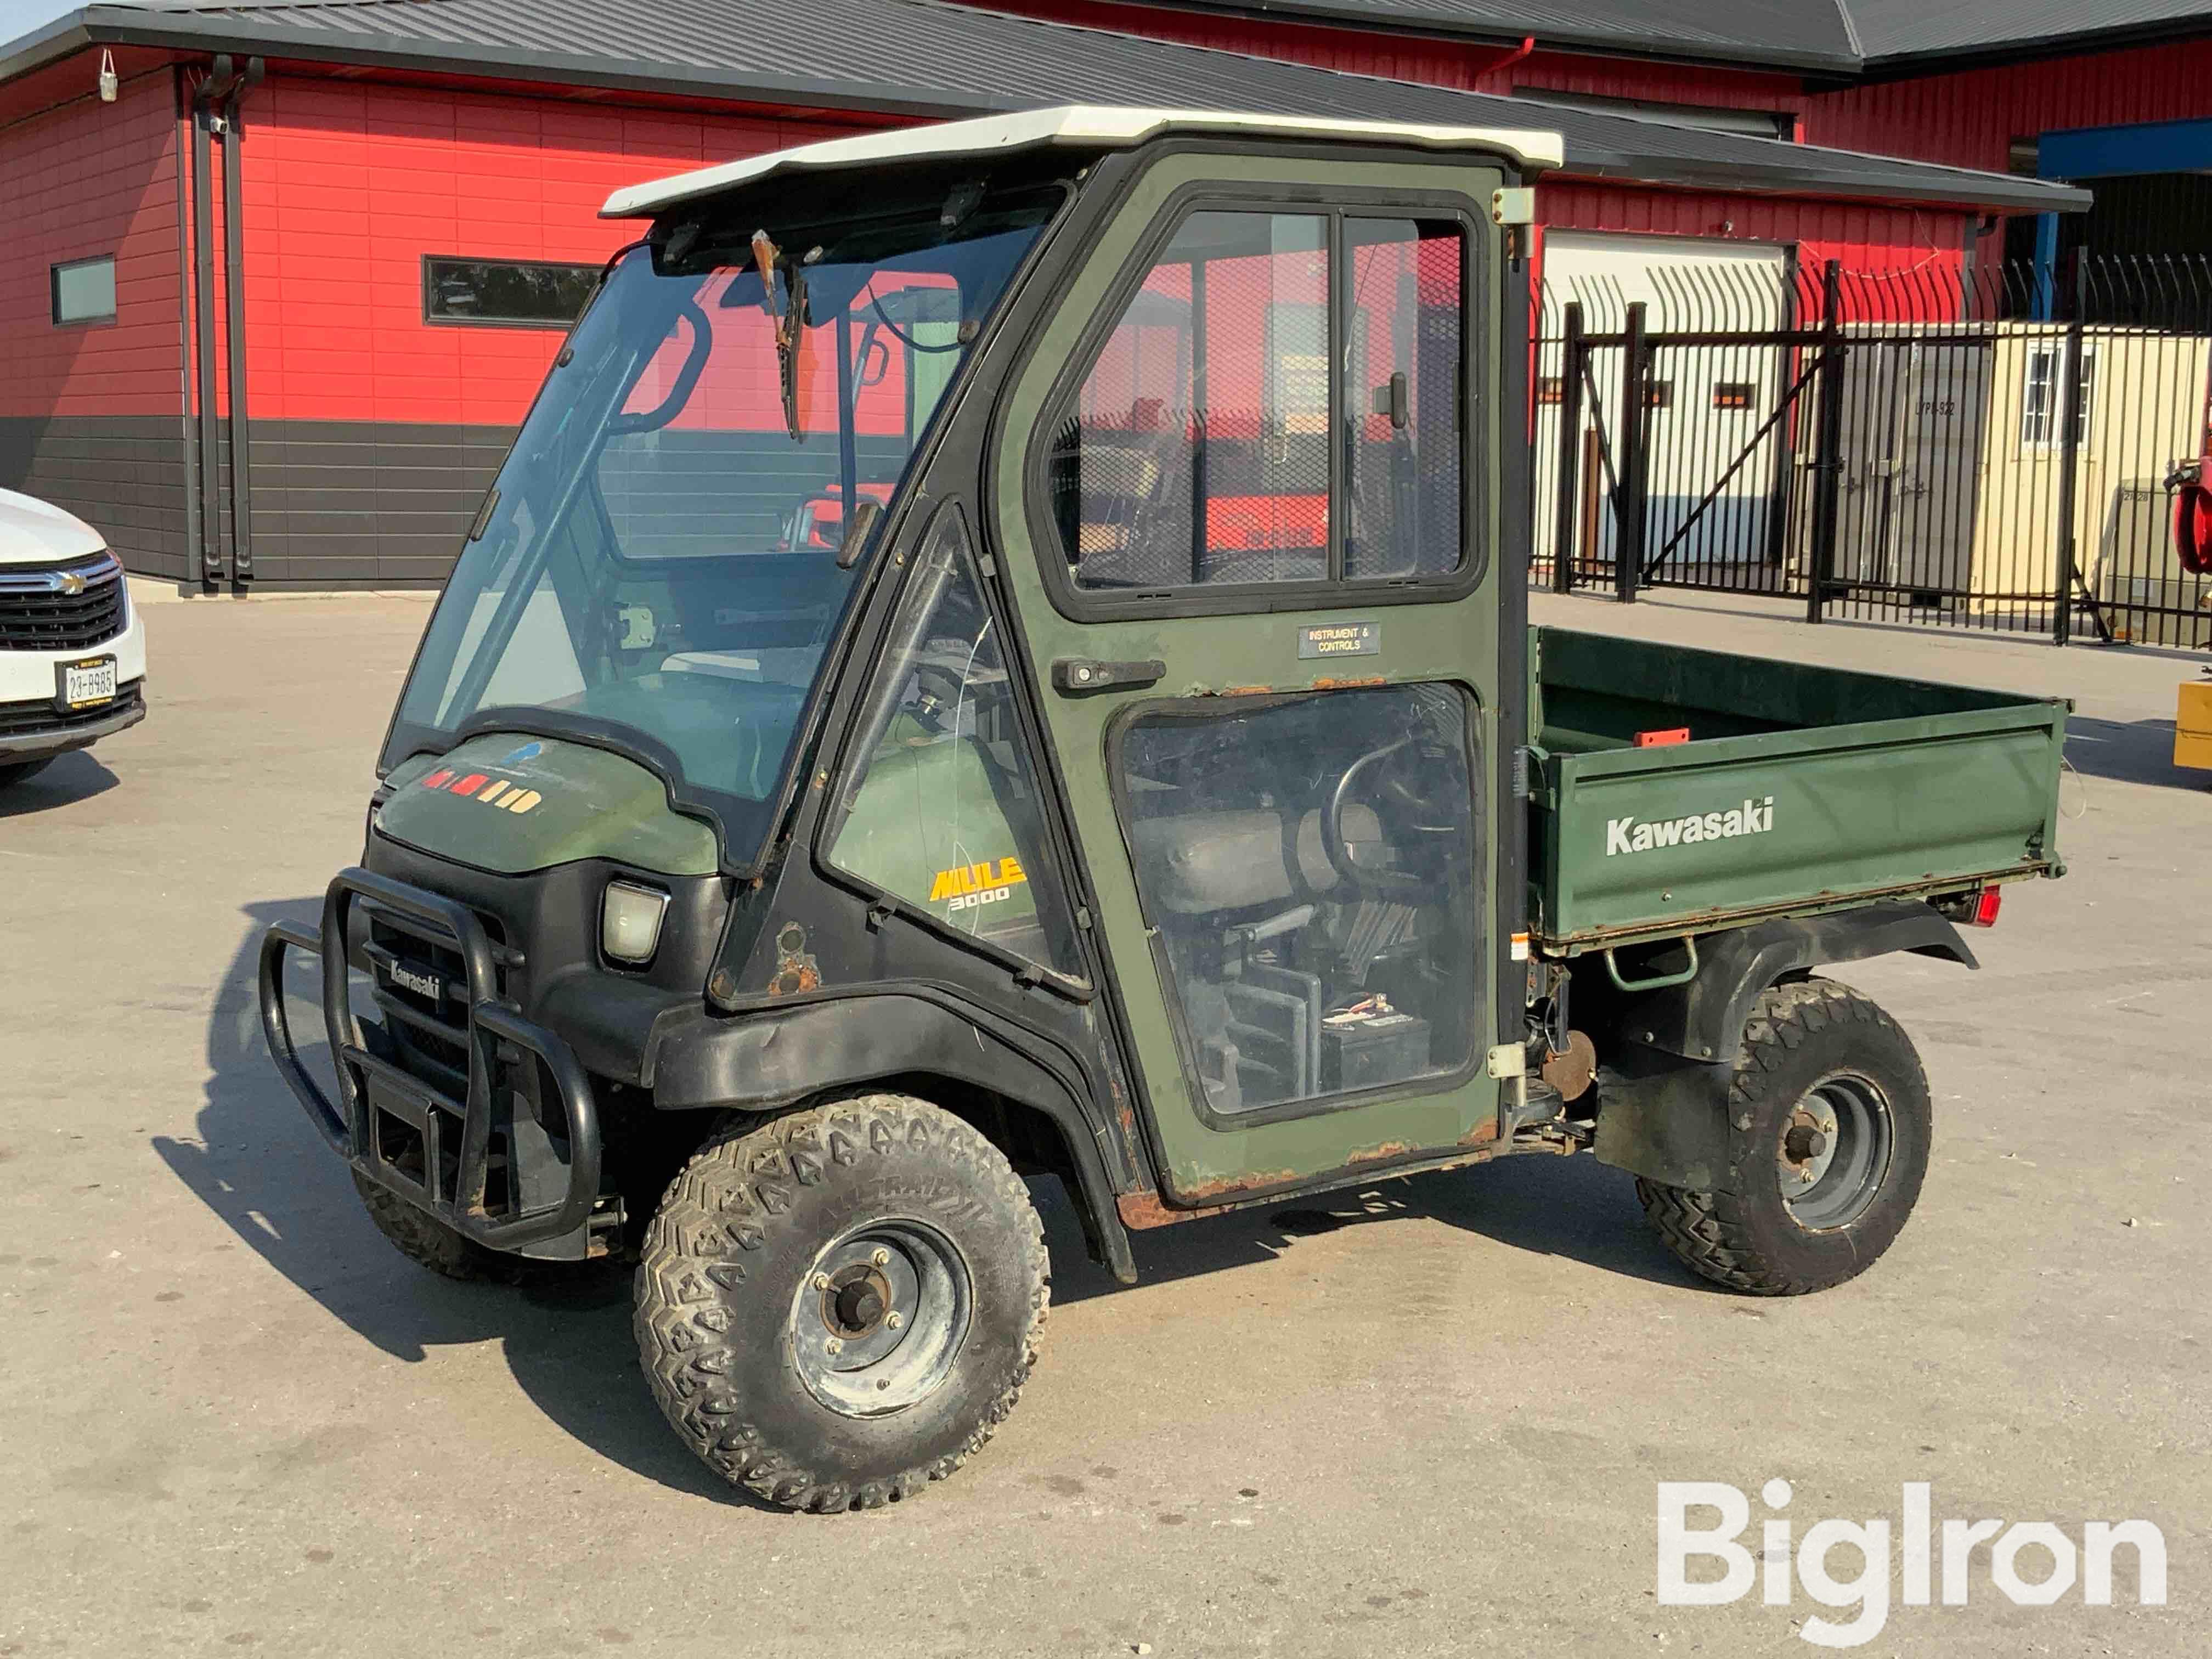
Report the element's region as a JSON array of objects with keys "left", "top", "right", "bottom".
[{"left": 0, "top": 553, "right": 127, "bottom": 652}]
